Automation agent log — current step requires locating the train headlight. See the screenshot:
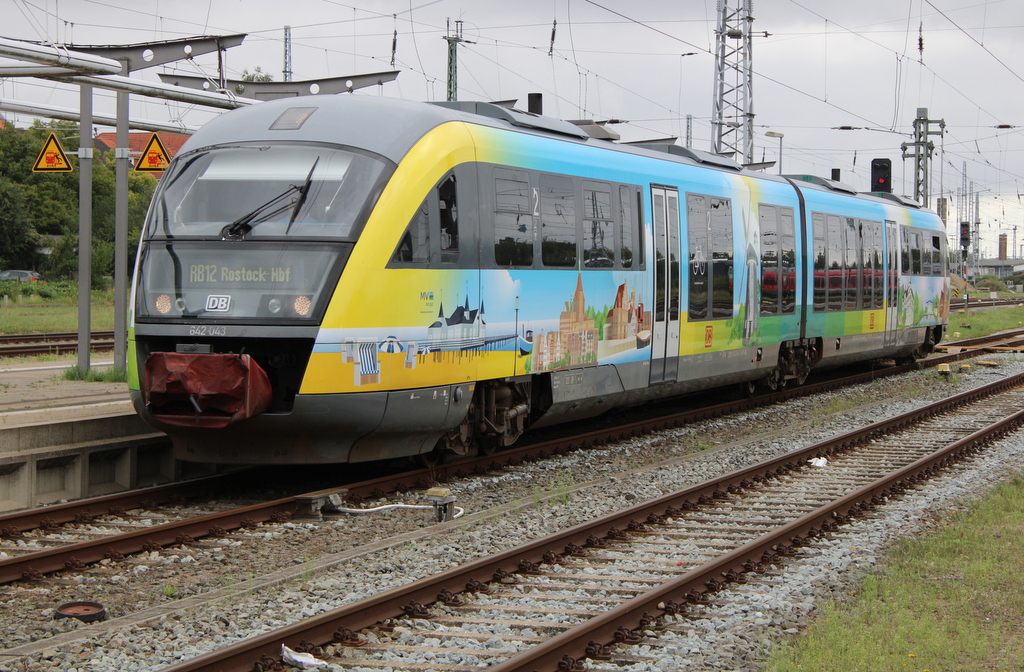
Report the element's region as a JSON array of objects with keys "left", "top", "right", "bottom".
[
  {"left": 267, "top": 298, "right": 282, "bottom": 314},
  {"left": 155, "top": 294, "right": 172, "bottom": 314},
  {"left": 293, "top": 295, "right": 312, "bottom": 316}
]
